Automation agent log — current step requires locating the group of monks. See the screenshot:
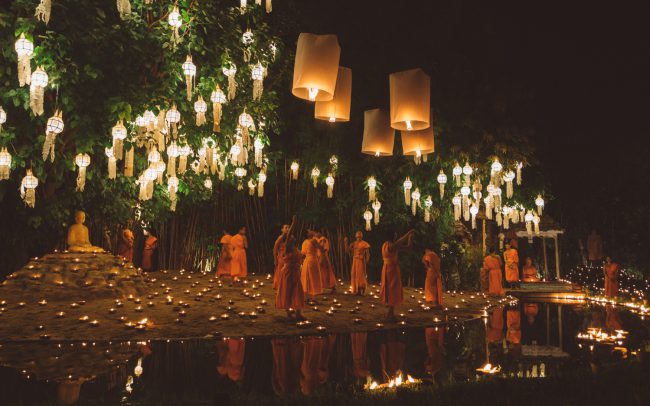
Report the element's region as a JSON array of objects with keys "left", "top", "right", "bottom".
[
  {"left": 481, "top": 240, "right": 541, "bottom": 296},
  {"left": 215, "top": 227, "right": 249, "bottom": 281}
]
